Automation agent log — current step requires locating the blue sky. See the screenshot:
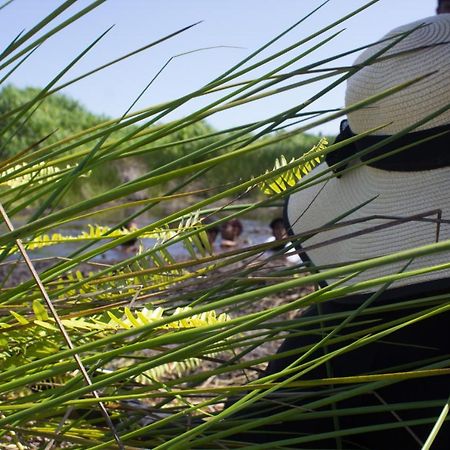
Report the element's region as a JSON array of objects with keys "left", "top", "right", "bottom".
[{"left": 1, "top": 0, "right": 436, "bottom": 135}]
